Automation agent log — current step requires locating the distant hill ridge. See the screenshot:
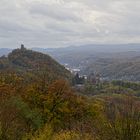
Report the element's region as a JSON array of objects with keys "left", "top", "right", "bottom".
[
  {"left": 0, "top": 48, "right": 12, "bottom": 56},
  {"left": 1, "top": 43, "right": 140, "bottom": 57}
]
